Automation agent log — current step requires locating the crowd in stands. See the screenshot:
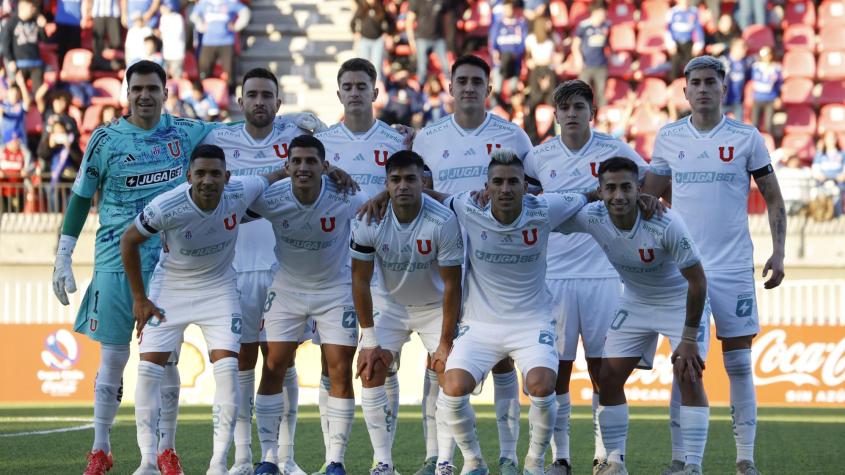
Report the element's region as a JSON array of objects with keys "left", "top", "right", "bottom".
[{"left": 0, "top": 0, "right": 247, "bottom": 212}]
